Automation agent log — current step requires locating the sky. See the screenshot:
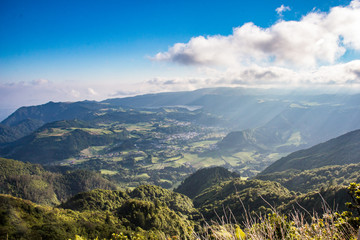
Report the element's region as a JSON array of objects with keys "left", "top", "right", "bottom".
[{"left": 1, "top": 0, "right": 360, "bottom": 117}]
